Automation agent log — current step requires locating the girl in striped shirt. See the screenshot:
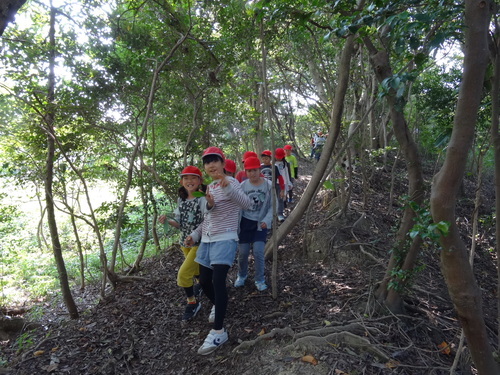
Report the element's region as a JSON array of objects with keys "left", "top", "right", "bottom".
[{"left": 185, "top": 147, "right": 252, "bottom": 355}]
